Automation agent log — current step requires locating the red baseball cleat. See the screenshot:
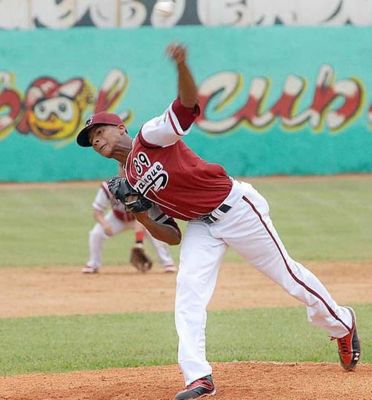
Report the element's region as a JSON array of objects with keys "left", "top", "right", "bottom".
[
  {"left": 175, "top": 375, "right": 216, "bottom": 400},
  {"left": 334, "top": 307, "right": 360, "bottom": 371}
]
